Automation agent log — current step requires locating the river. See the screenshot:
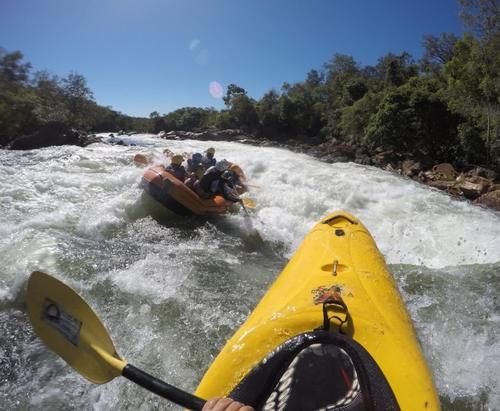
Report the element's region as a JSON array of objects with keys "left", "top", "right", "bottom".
[{"left": 1, "top": 134, "right": 499, "bottom": 410}]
